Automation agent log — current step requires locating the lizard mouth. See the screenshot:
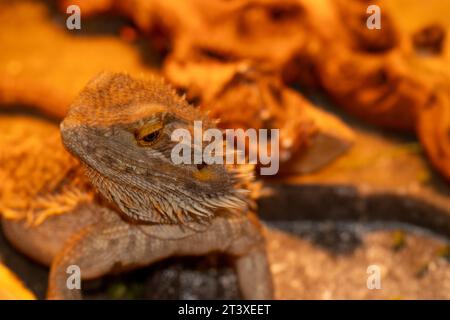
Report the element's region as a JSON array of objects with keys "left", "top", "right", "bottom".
[{"left": 82, "top": 161, "right": 250, "bottom": 225}]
